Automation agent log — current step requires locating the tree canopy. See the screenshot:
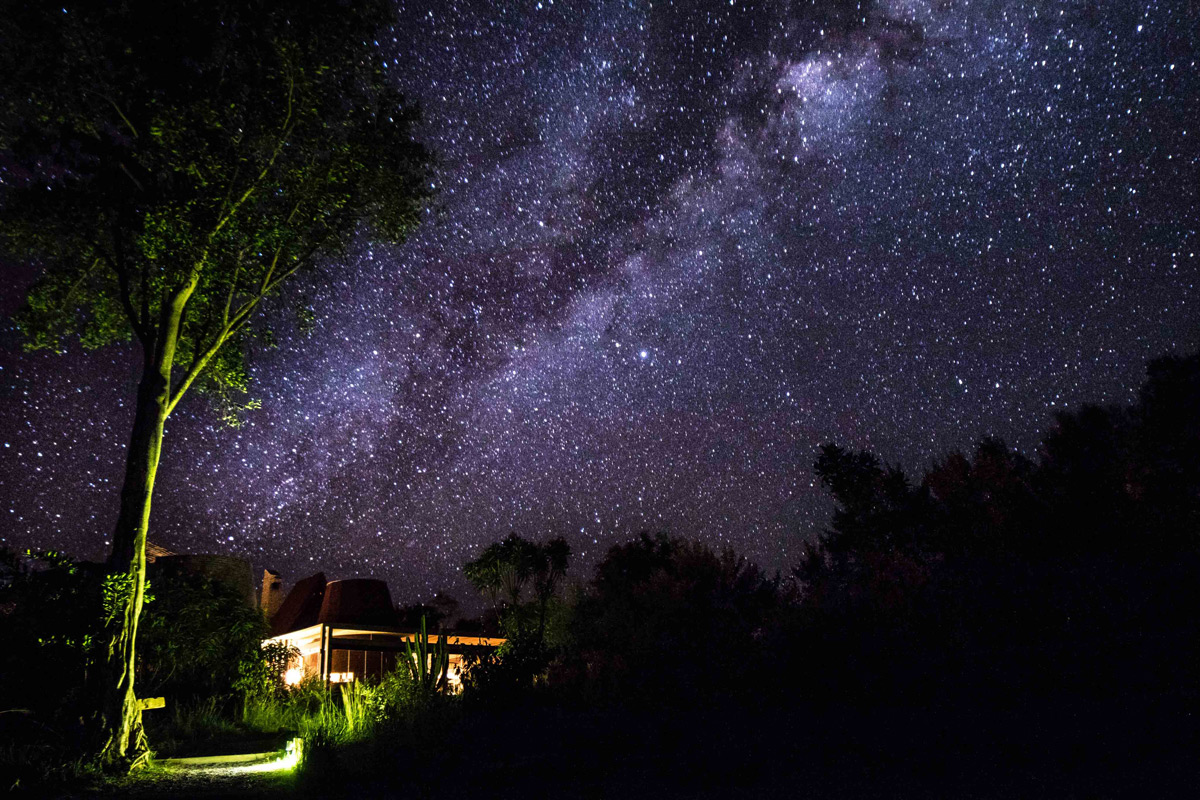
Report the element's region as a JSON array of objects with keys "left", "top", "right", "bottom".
[{"left": 1, "top": 0, "right": 430, "bottom": 419}]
